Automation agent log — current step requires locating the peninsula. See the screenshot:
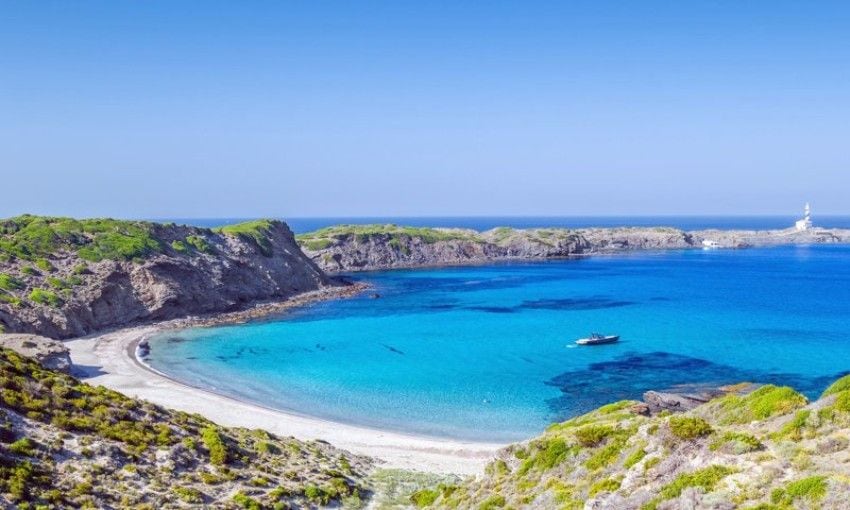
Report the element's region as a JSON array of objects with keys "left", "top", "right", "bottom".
[{"left": 296, "top": 223, "right": 850, "bottom": 272}]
